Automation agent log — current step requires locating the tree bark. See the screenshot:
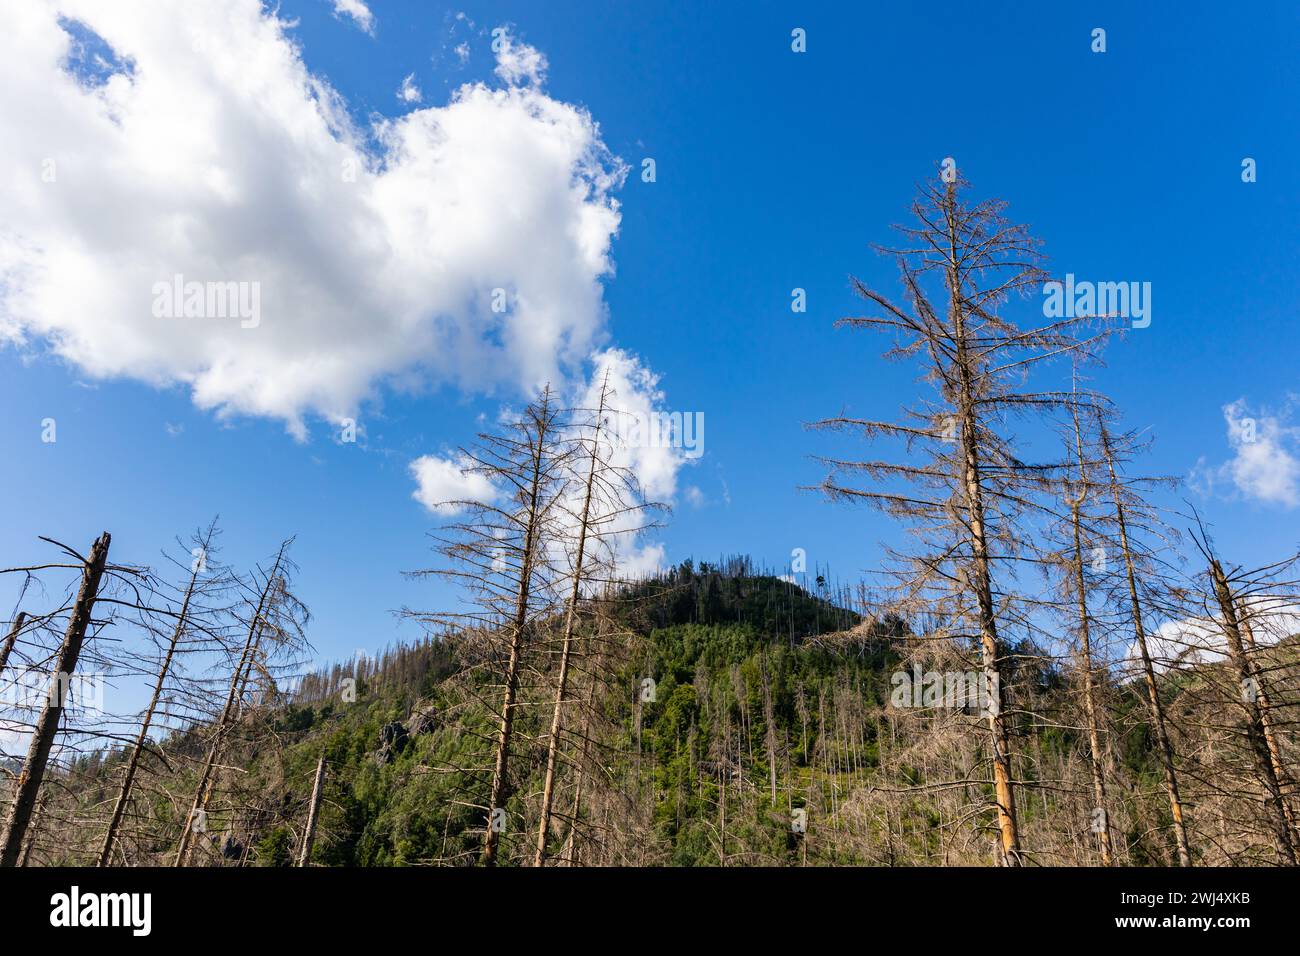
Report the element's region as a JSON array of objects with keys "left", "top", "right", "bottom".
[
  {"left": 1238, "top": 606, "right": 1300, "bottom": 844},
  {"left": 297, "top": 755, "right": 327, "bottom": 867},
  {"left": 0, "top": 532, "right": 111, "bottom": 867},
  {"left": 0, "top": 611, "right": 27, "bottom": 678},
  {"left": 943, "top": 182, "right": 1020, "bottom": 866},
  {"left": 1209, "top": 559, "right": 1296, "bottom": 865}
]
